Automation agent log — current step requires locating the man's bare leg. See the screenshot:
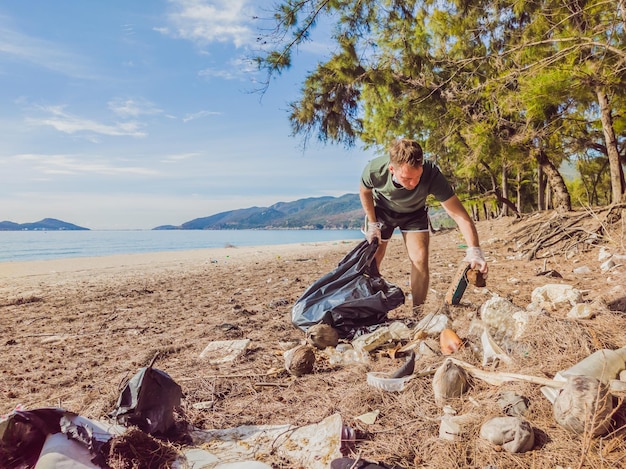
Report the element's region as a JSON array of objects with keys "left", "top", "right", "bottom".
[{"left": 402, "top": 231, "right": 430, "bottom": 308}]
